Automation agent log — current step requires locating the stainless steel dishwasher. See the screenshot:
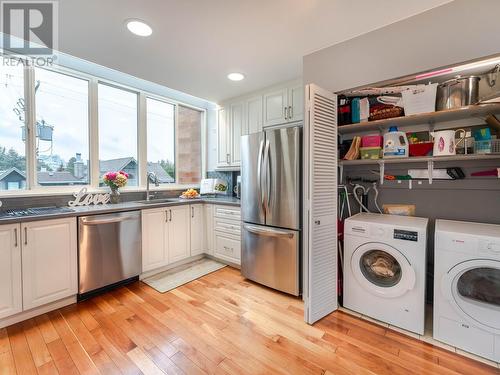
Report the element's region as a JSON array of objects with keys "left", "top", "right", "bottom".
[{"left": 78, "top": 211, "right": 141, "bottom": 300}]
